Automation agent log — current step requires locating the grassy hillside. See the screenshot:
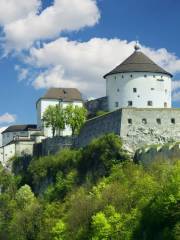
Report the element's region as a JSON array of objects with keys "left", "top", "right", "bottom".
[{"left": 0, "top": 134, "right": 179, "bottom": 239}]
